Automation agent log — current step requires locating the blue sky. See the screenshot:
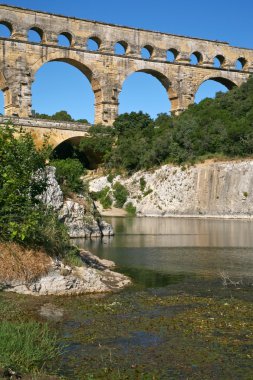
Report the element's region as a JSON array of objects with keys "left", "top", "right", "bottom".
[{"left": 1, "top": 0, "right": 253, "bottom": 121}]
